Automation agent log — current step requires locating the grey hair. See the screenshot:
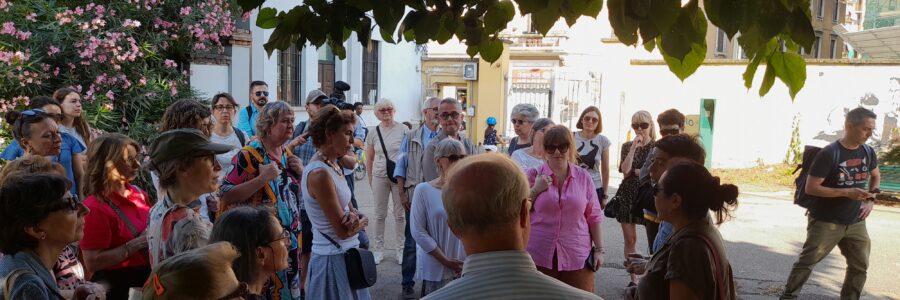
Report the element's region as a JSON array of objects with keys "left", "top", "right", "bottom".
[
  {"left": 433, "top": 138, "right": 467, "bottom": 160},
  {"left": 255, "top": 101, "right": 293, "bottom": 139},
  {"left": 511, "top": 104, "right": 540, "bottom": 123},
  {"left": 532, "top": 118, "right": 555, "bottom": 133},
  {"left": 846, "top": 107, "right": 877, "bottom": 125},
  {"left": 440, "top": 98, "right": 462, "bottom": 110},
  {"left": 375, "top": 99, "right": 395, "bottom": 111},
  {"left": 424, "top": 97, "right": 440, "bottom": 108}
]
